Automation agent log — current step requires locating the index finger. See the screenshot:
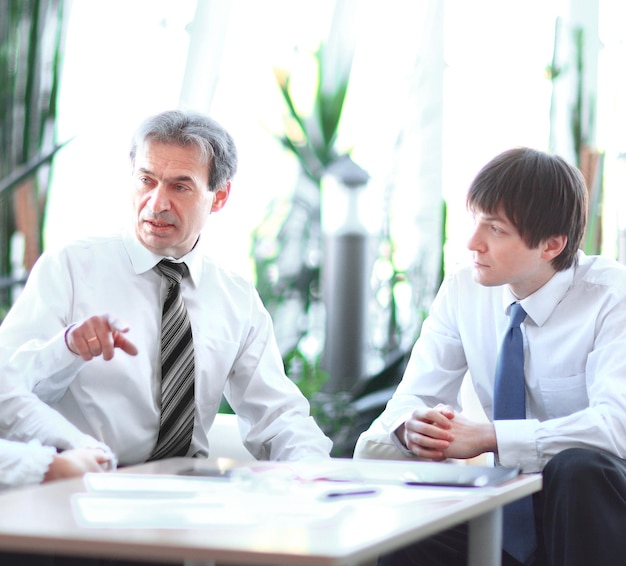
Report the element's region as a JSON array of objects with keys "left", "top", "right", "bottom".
[
  {"left": 414, "top": 407, "right": 454, "bottom": 429},
  {"left": 114, "top": 332, "right": 139, "bottom": 356}
]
